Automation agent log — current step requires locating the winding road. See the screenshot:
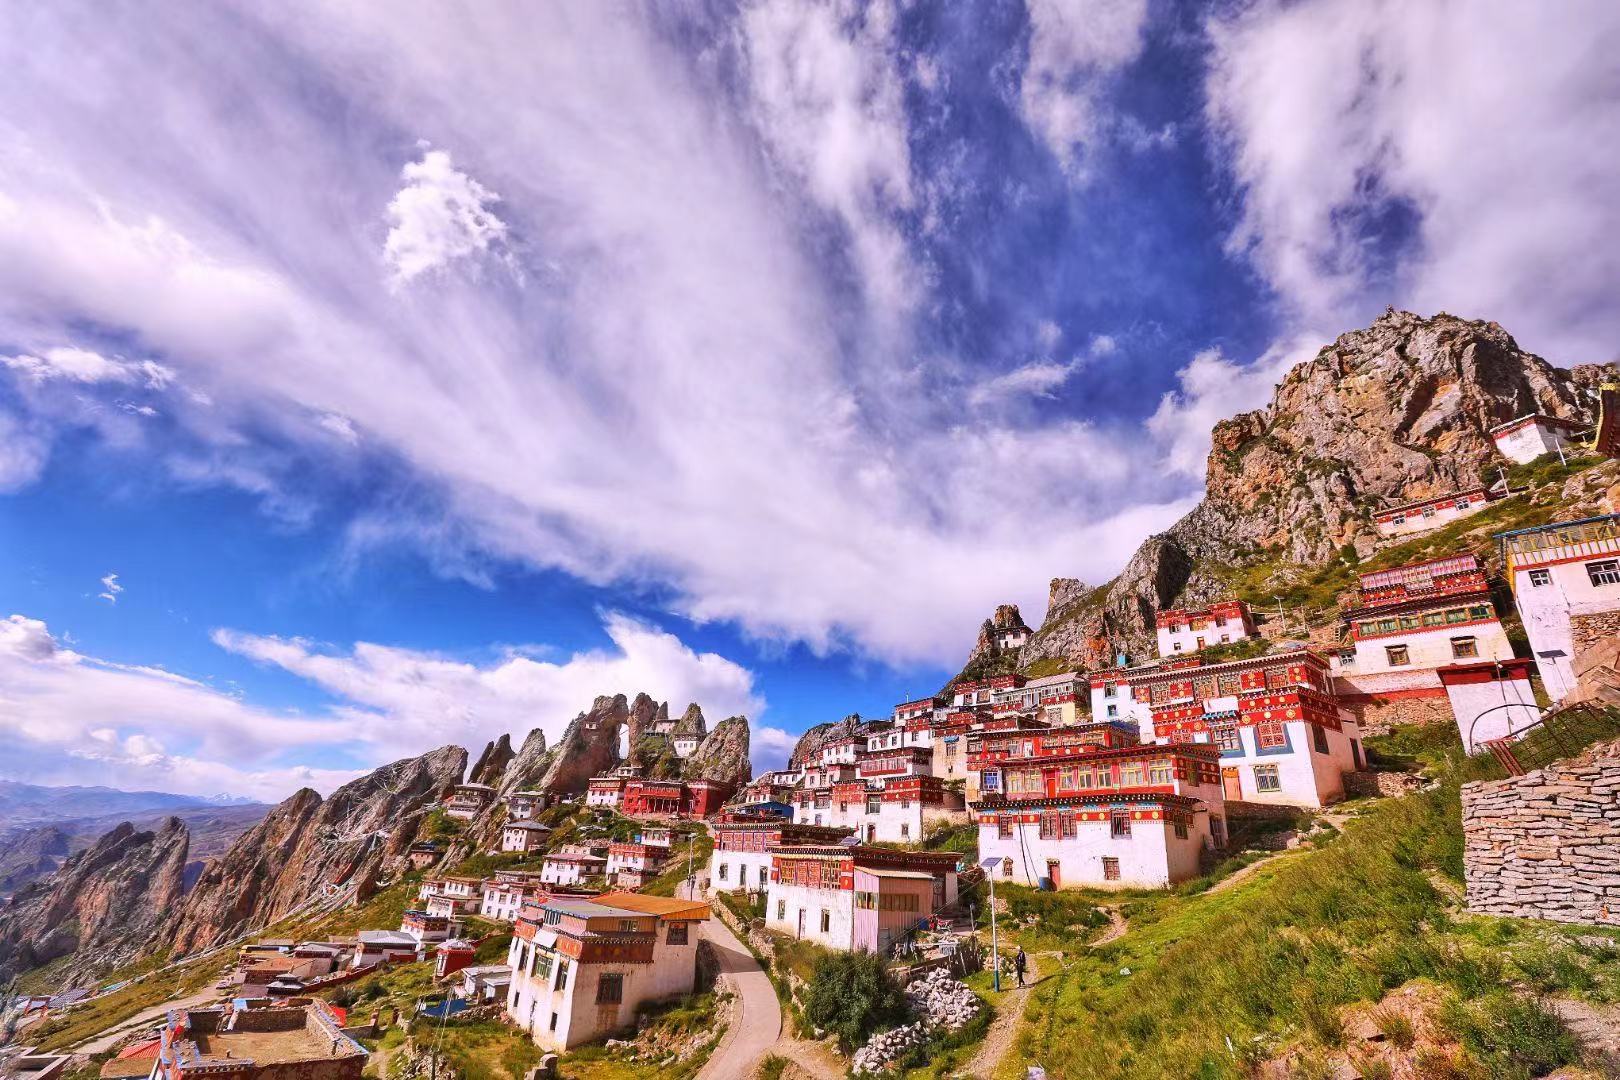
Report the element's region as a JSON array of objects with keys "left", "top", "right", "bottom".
[{"left": 696, "top": 913, "right": 782, "bottom": 1080}]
